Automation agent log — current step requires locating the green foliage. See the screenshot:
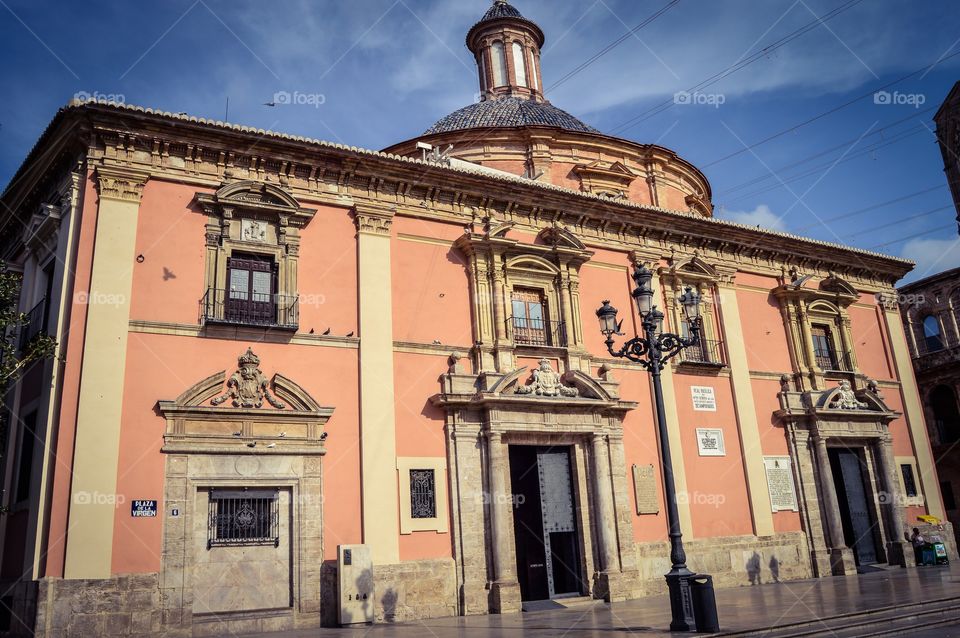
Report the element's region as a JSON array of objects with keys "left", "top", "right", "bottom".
[{"left": 0, "top": 260, "right": 58, "bottom": 392}]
